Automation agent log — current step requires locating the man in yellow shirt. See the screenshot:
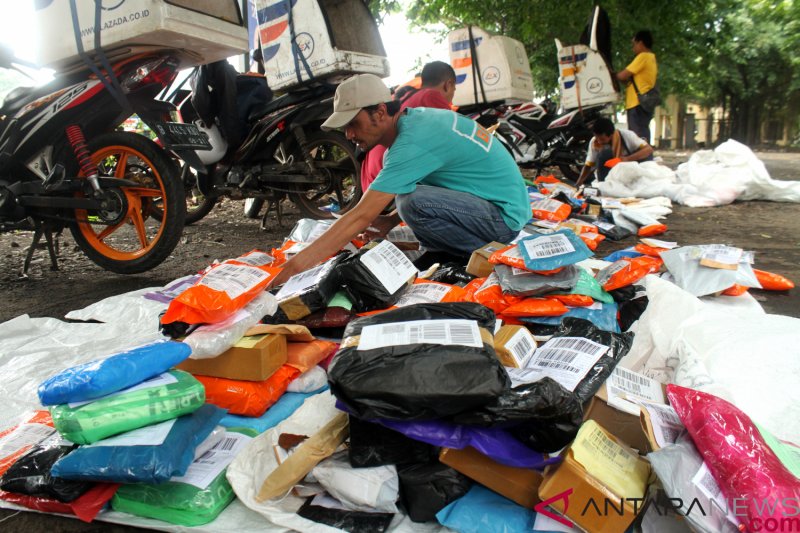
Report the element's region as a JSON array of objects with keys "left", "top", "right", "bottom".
[{"left": 616, "top": 30, "right": 658, "bottom": 143}]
